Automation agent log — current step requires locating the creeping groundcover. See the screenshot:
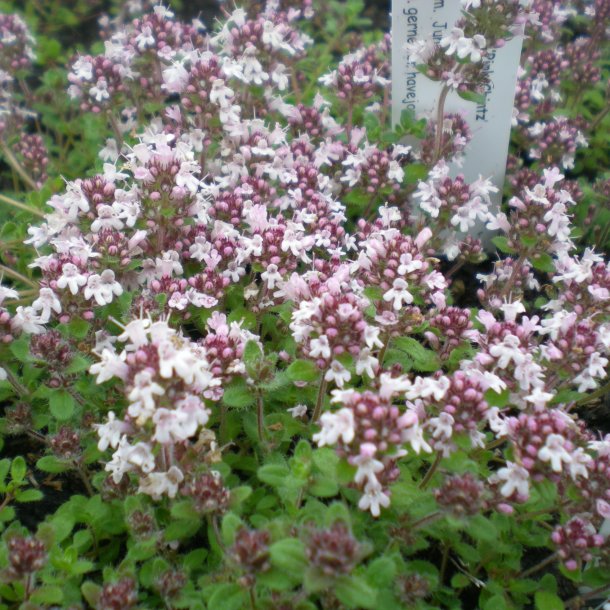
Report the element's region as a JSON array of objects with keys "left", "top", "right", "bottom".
[{"left": 0, "top": 0, "right": 609, "bottom": 608}]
